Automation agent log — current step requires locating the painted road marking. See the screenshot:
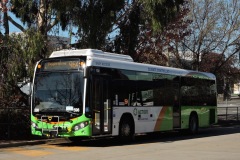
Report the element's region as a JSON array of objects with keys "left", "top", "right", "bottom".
[
  {"left": 4, "top": 147, "right": 53, "bottom": 157},
  {"left": 40, "top": 144, "right": 89, "bottom": 151},
  {"left": 2, "top": 144, "right": 89, "bottom": 157}
]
